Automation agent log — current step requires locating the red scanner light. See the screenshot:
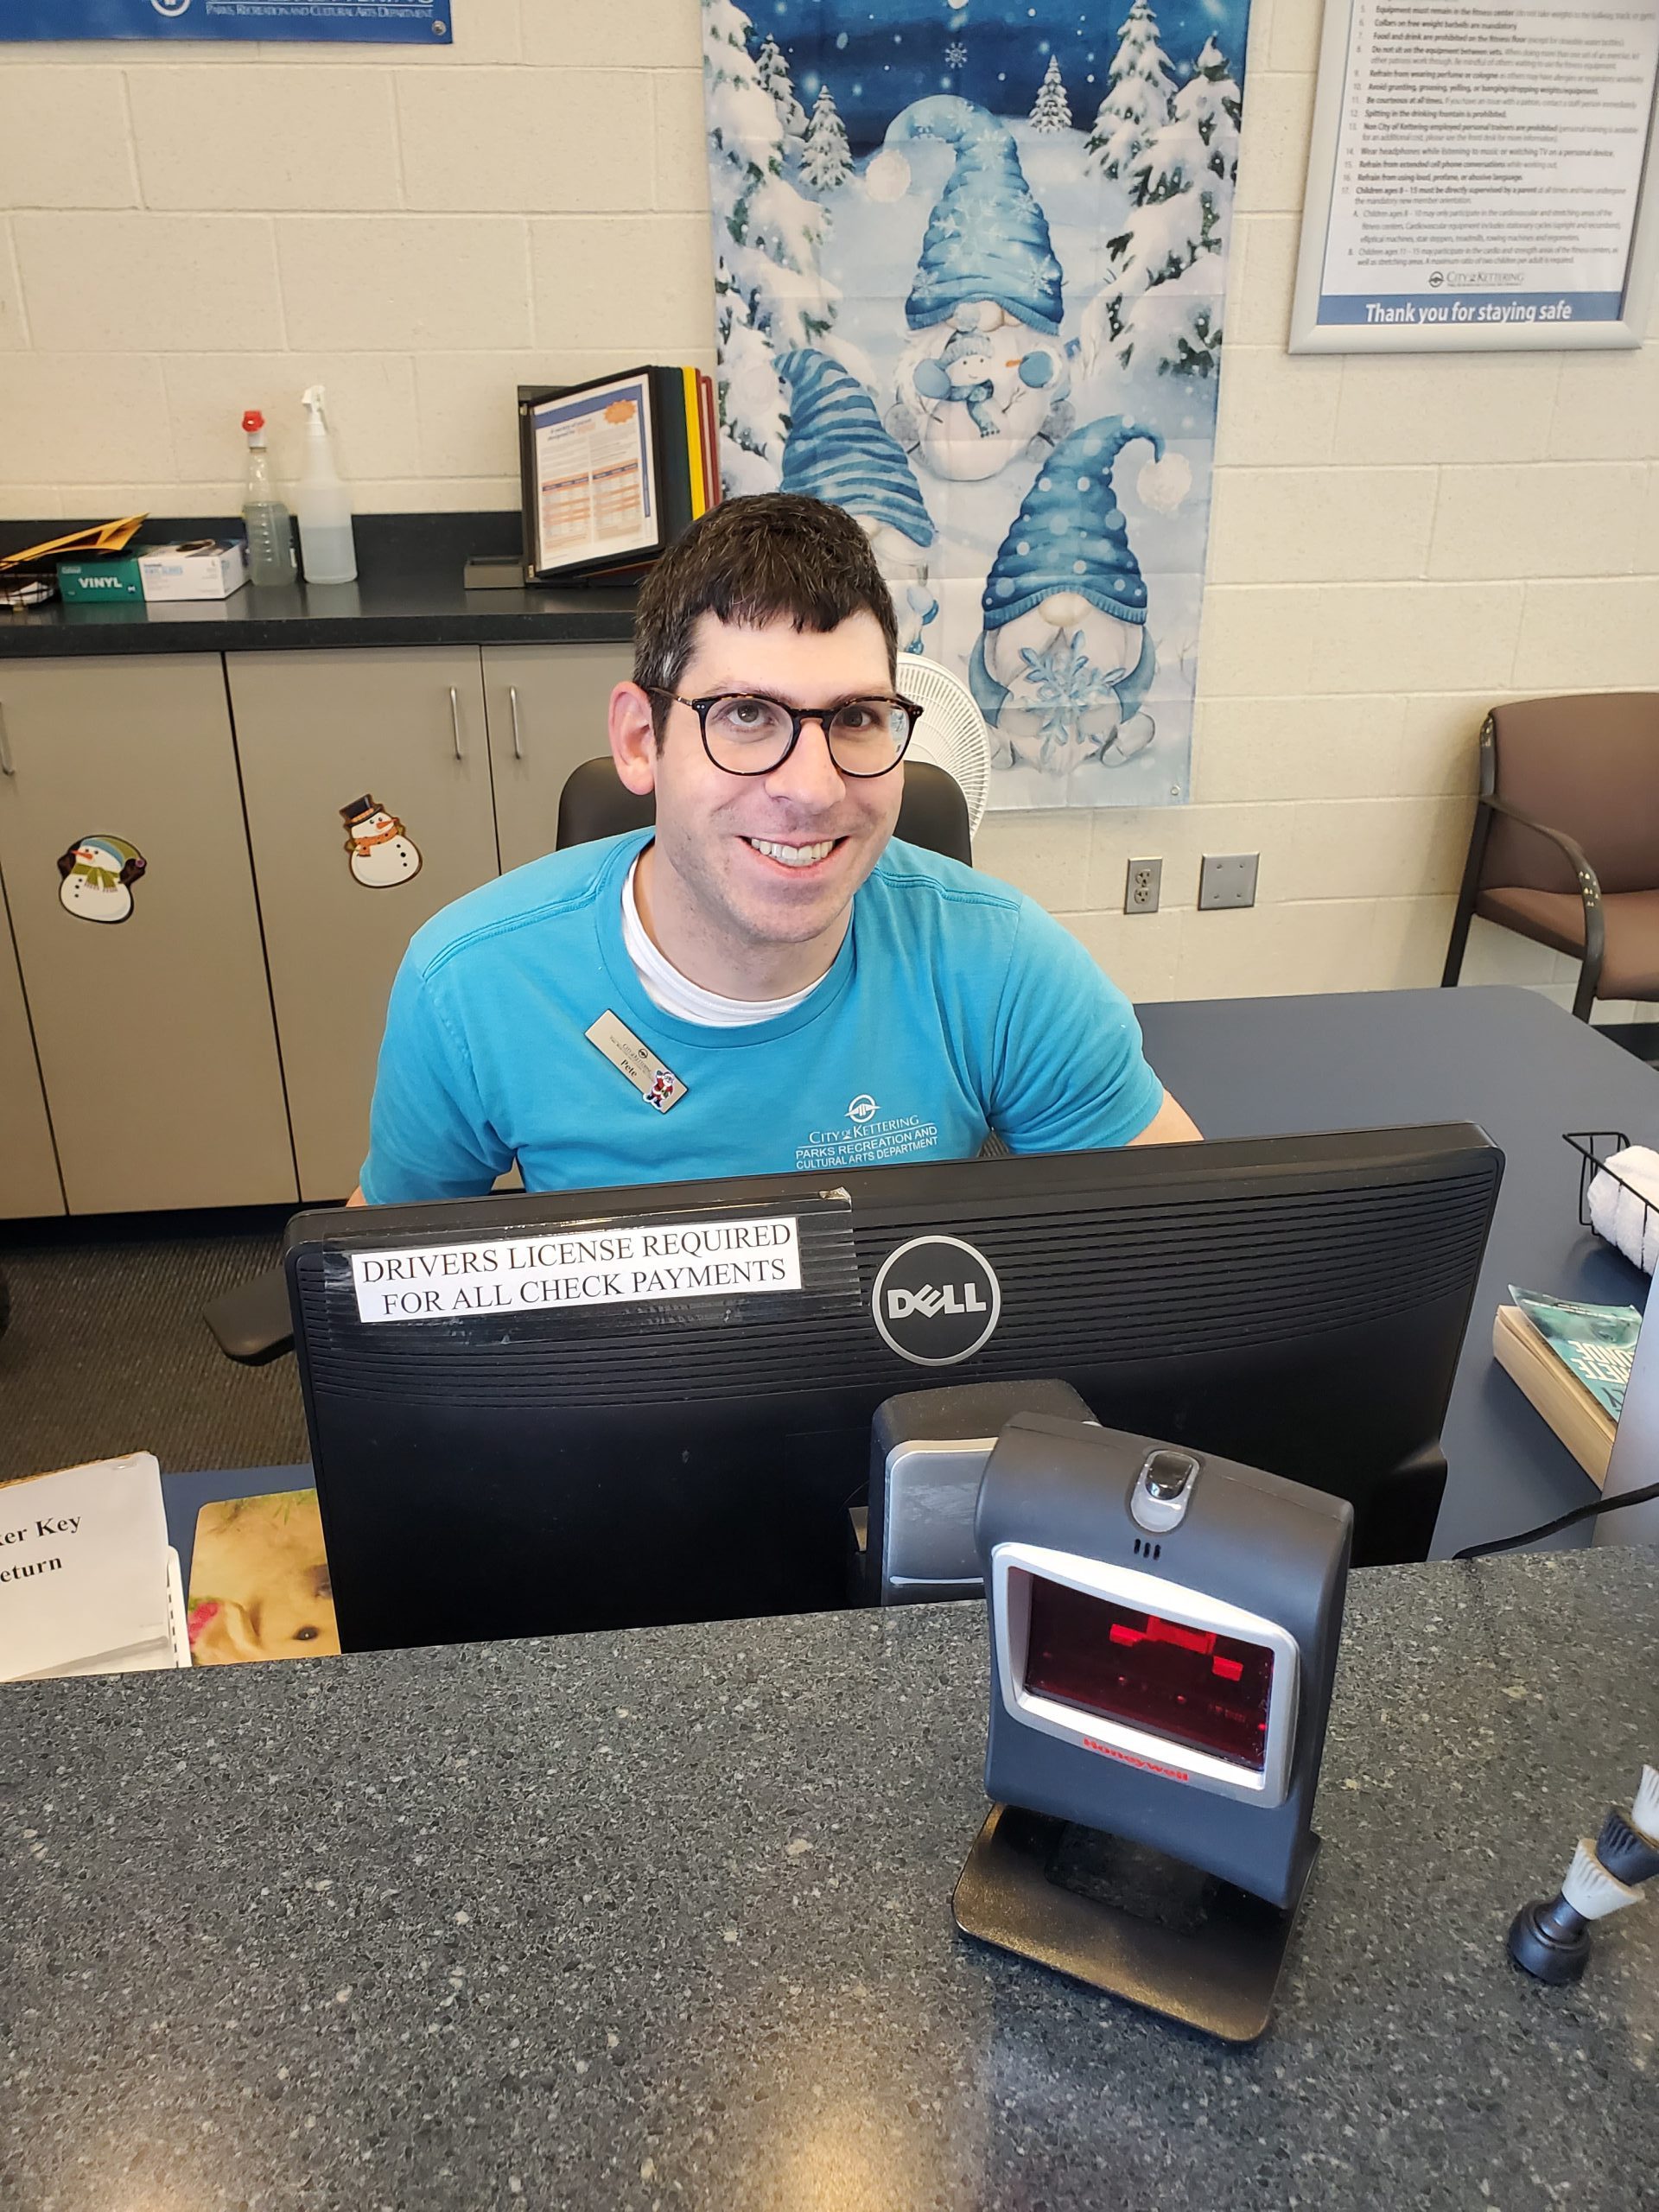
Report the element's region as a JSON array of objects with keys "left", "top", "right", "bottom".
[{"left": 1023, "top": 1573, "right": 1274, "bottom": 1771}]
